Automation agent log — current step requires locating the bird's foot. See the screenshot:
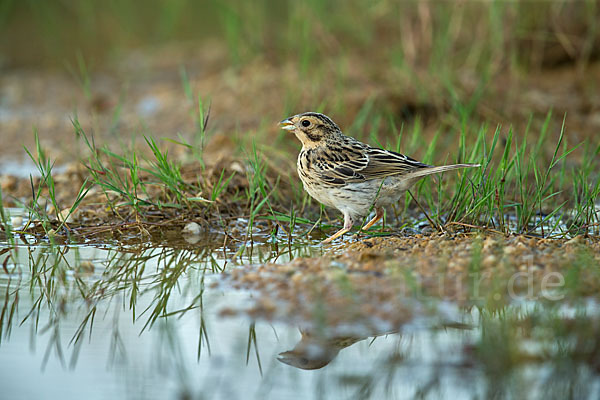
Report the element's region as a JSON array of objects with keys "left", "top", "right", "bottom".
[
  {"left": 359, "top": 207, "right": 384, "bottom": 232},
  {"left": 320, "top": 227, "right": 352, "bottom": 244}
]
